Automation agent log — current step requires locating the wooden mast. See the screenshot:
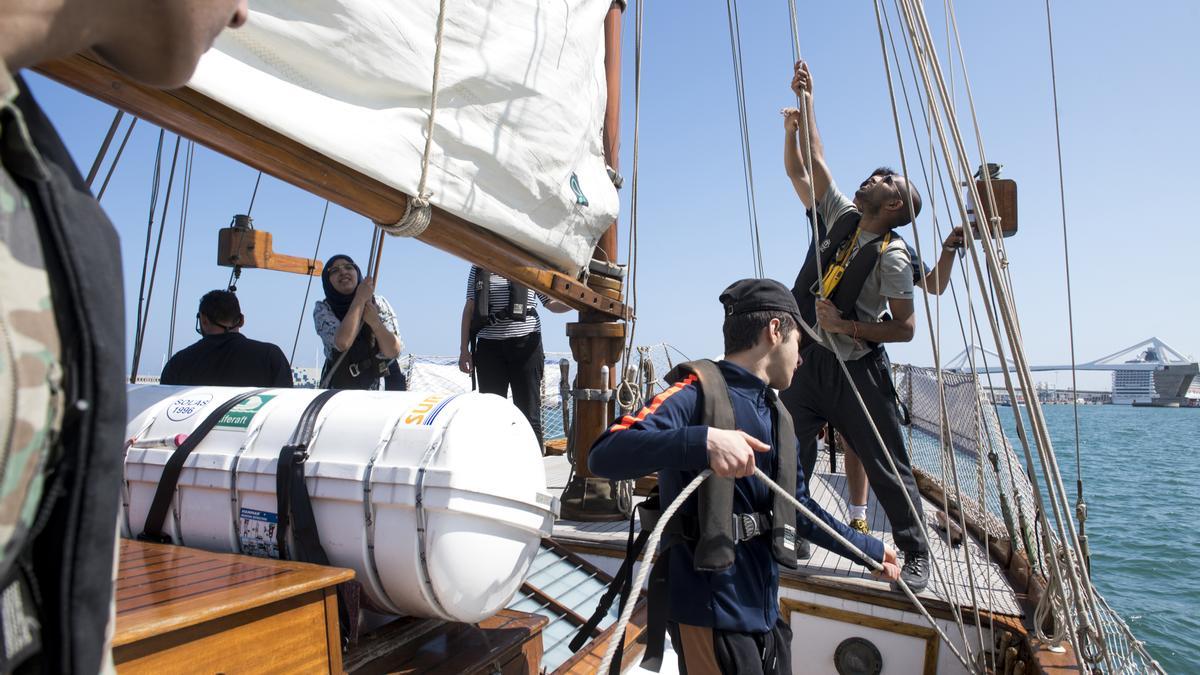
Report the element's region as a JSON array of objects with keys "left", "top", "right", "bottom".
[
  {"left": 35, "top": 55, "right": 628, "bottom": 321},
  {"left": 559, "top": 0, "right": 629, "bottom": 521}
]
